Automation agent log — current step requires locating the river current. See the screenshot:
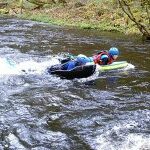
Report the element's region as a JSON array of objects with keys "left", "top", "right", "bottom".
[{"left": 0, "top": 17, "right": 150, "bottom": 150}]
